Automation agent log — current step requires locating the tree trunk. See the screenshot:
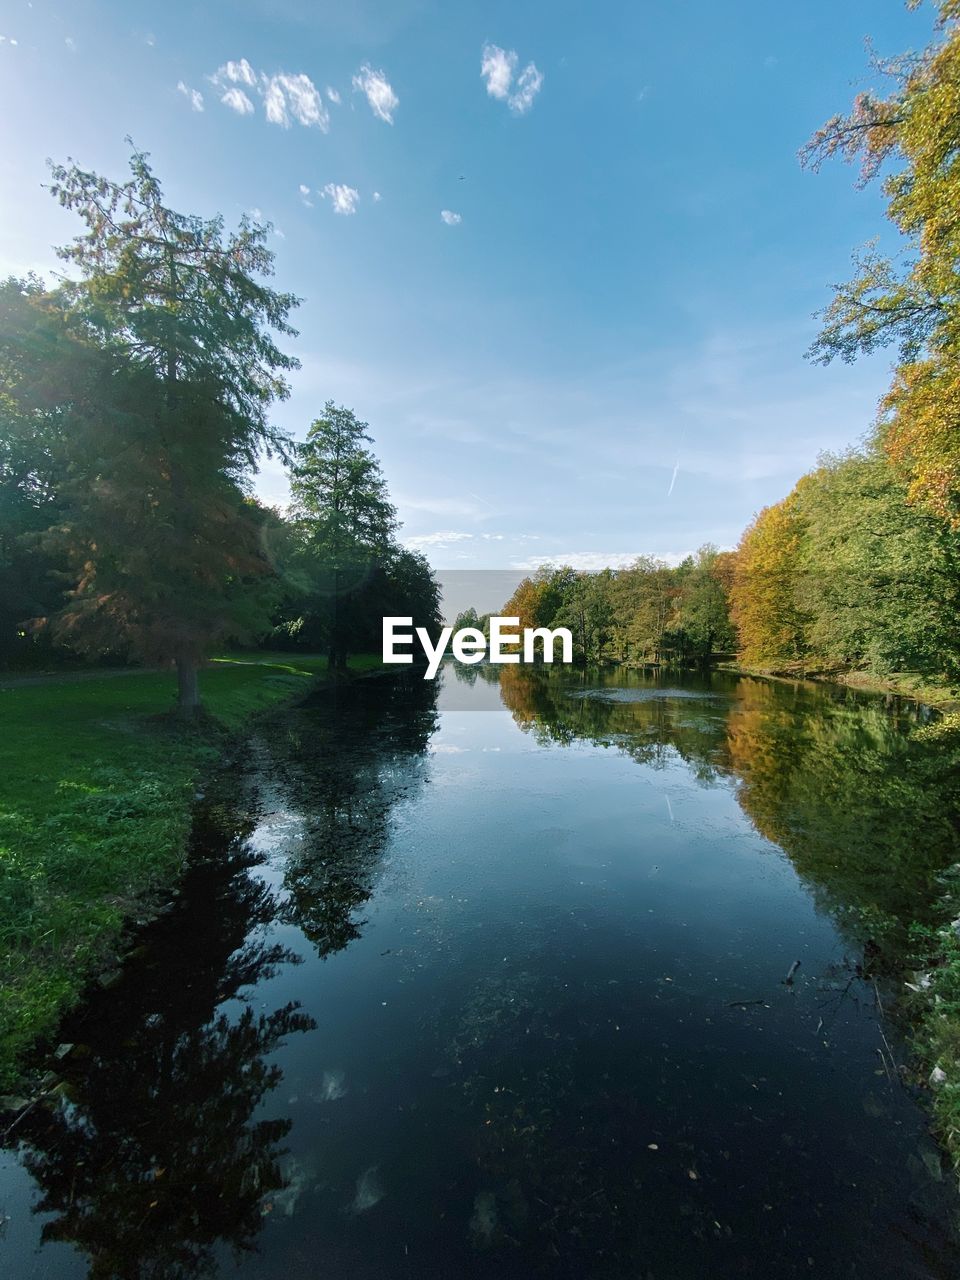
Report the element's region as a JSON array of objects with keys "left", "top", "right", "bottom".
[{"left": 176, "top": 657, "right": 201, "bottom": 718}]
